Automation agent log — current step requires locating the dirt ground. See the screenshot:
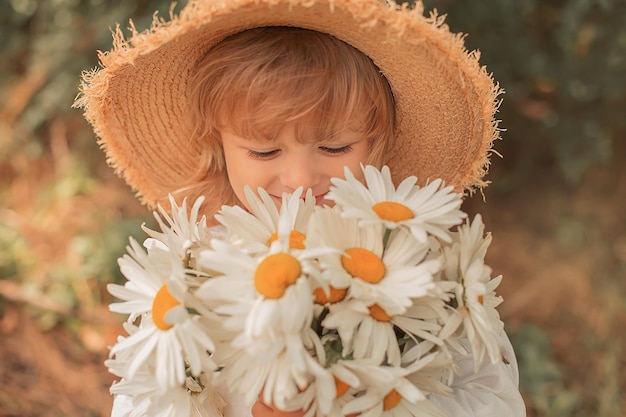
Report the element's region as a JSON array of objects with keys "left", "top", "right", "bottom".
[{"left": 0, "top": 139, "right": 625, "bottom": 417}]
